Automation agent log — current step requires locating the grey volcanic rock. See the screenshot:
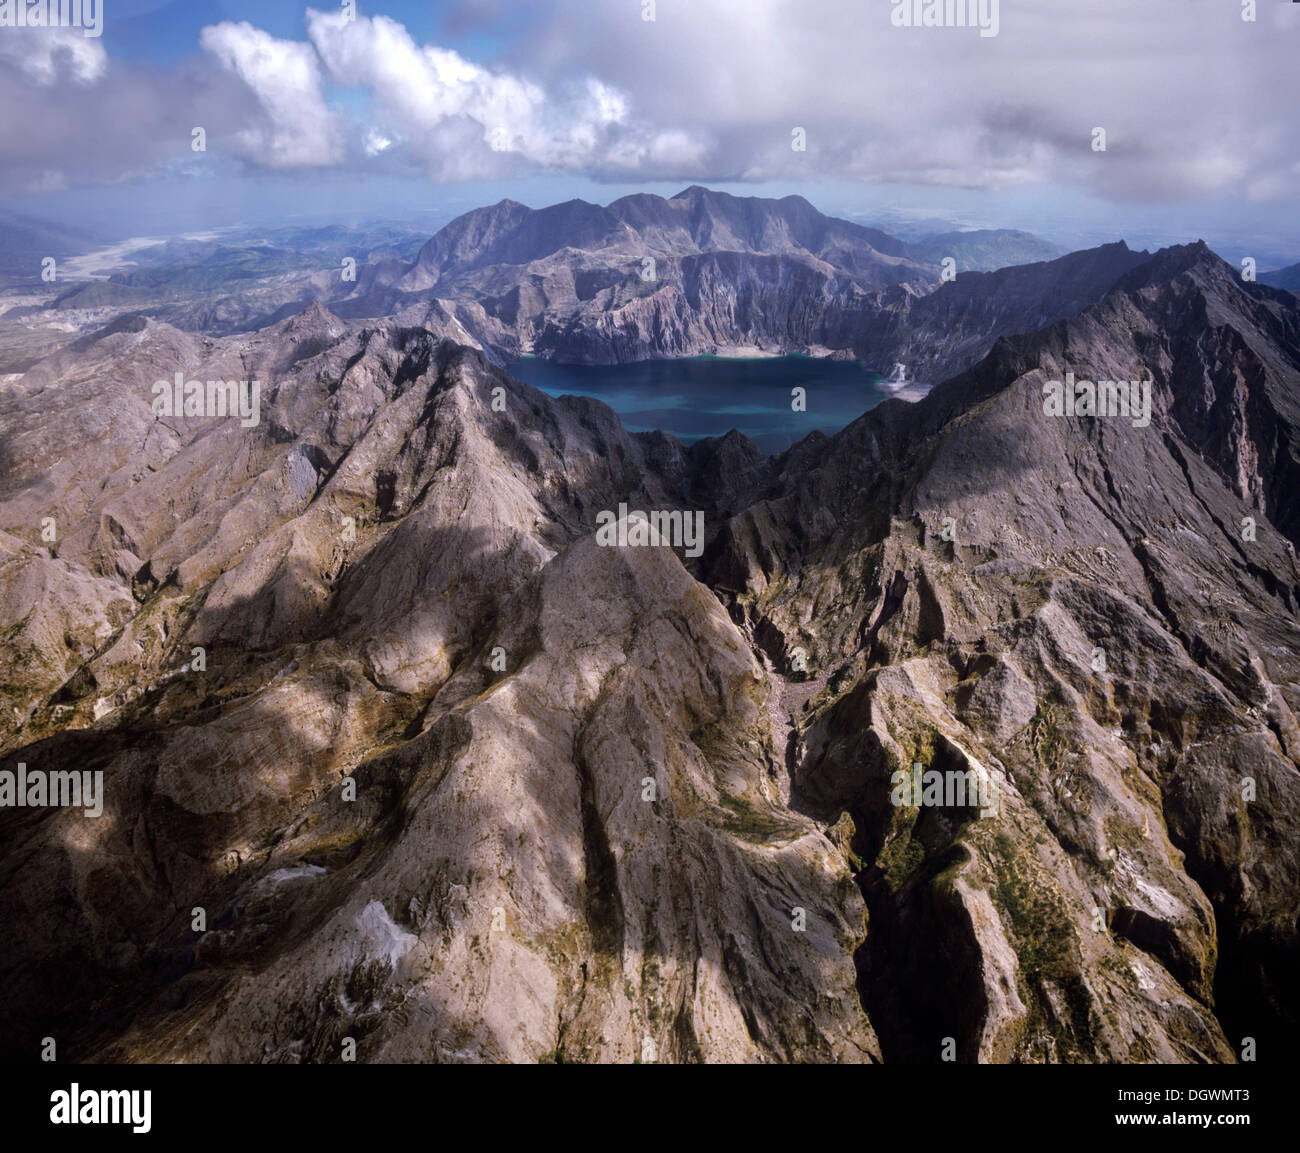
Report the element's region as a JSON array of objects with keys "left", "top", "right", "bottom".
[
  {"left": 401, "top": 186, "right": 917, "bottom": 290},
  {"left": 0, "top": 239, "right": 1296, "bottom": 1065},
  {"left": 345, "top": 196, "right": 1156, "bottom": 387},
  {"left": 853, "top": 240, "right": 1154, "bottom": 386},
  {"left": 531, "top": 251, "right": 887, "bottom": 365},
  {"left": 98, "top": 534, "right": 874, "bottom": 1063},
  {"left": 356, "top": 186, "right": 937, "bottom": 365},
  {"left": 0, "top": 304, "right": 876, "bottom": 1063},
  {"left": 705, "top": 242, "right": 1300, "bottom": 1061}
]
